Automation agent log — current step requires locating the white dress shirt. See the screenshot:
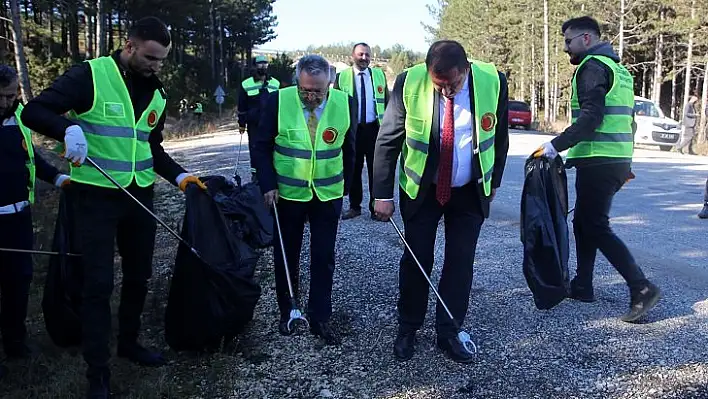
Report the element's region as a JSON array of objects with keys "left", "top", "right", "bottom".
[
  {"left": 303, "top": 98, "right": 327, "bottom": 121},
  {"left": 353, "top": 66, "right": 377, "bottom": 123},
  {"left": 435, "top": 75, "right": 474, "bottom": 187}
]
